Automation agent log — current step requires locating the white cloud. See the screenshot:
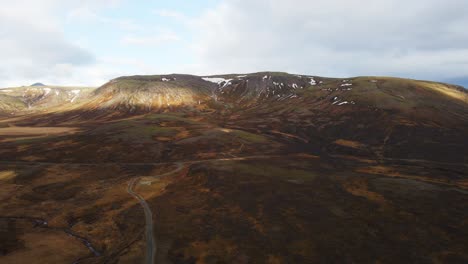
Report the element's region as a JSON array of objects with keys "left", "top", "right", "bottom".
[
  {"left": 0, "top": 0, "right": 131, "bottom": 87},
  {"left": 0, "top": 1, "right": 97, "bottom": 87},
  {"left": 191, "top": 0, "right": 468, "bottom": 80},
  {"left": 2, "top": 0, "right": 467, "bottom": 88},
  {"left": 153, "top": 9, "right": 189, "bottom": 22},
  {"left": 121, "top": 31, "right": 180, "bottom": 46},
  {"left": 67, "top": 6, "right": 141, "bottom": 32}
]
